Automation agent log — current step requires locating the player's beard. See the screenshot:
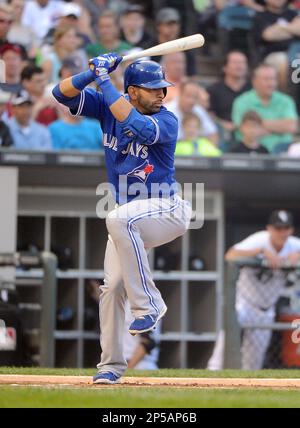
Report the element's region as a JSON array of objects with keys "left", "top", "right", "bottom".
[{"left": 136, "top": 93, "right": 163, "bottom": 114}]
